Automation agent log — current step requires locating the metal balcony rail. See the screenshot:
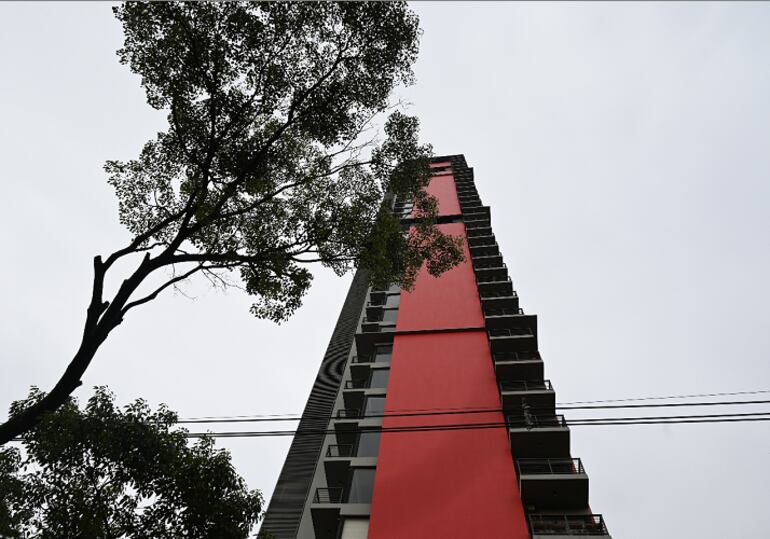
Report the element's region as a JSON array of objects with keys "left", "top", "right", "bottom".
[
  {"left": 528, "top": 514, "right": 608, "bottom": 536},
  {"left": 507, "top": 414, "right": 567, "bottom": 429},
  {"left": 517, "top": 458, "right": 584, "bottom": 476},
  {"left": 484, "top": 307, "right": 523, "bottom": 317},
  {"left": 313, "top": 487, "right": 345, "bottom": 504},
  {"left": 336, "top": 408, "right": 361, "bottom": 419},
  {"left": 461, "top": 202, "right": 482, "bottom": 209},
  {"left": 500, "top": 380, "right": 553, "bottom": 392},
  {"left": 469, "top": 236, "right": 496, "bottom": 246},
  {"left": 477, "top": 276, "right": 511, "bottom": 286},
  {"left": 466, "top": 228, "right": 492, "bottom": 238},
  {"left": 493, "top": 350, "right": 541, "bottom": 361},
  {"left": 477, "top": 273, "right": 508, "bottom": 283},
  {"left": 326, "top": 444, "right": 355, "bottom": 458},
  {"left": 473, "top": 258, "right": 503, "bottom": 269},
  {"left": 480, "top": 289, "right": 517, "bottom": 299},
  {"left": 489, "top": 327, "right": 534, "bottom": 337},
  {"left": 345, "top": 379, "right": 370, "bottom": 390}
]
